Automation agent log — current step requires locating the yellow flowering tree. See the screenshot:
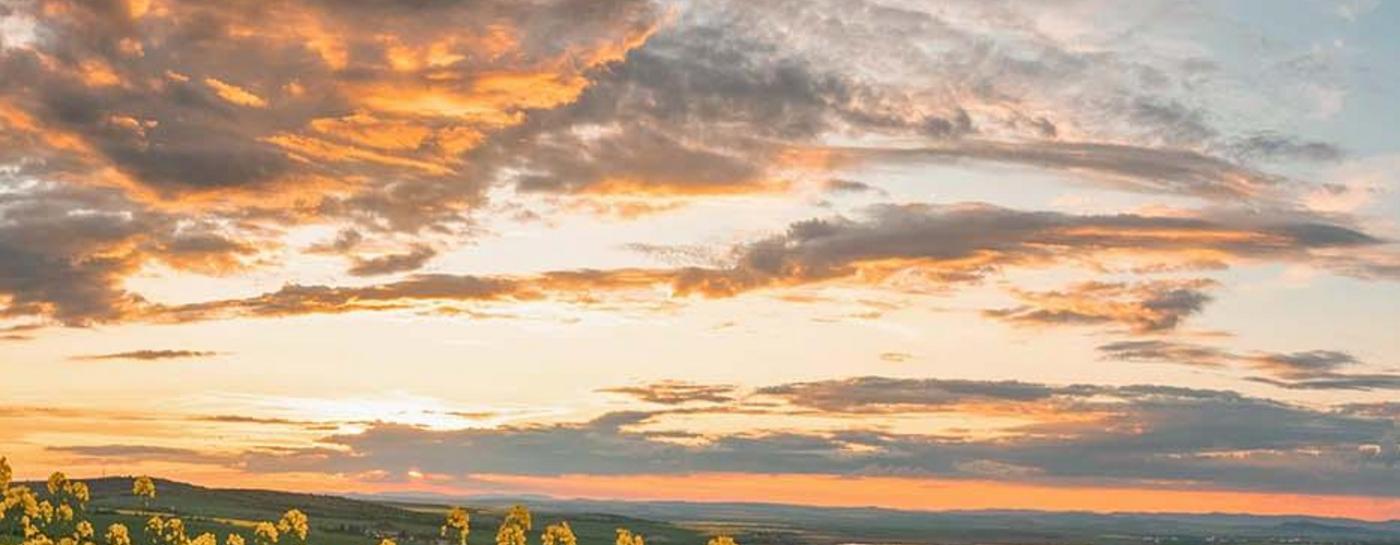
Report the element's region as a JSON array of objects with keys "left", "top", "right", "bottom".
[
  {"left": 540, "top": 523, "right": 576, "bottom": 545},
  {"left": 441, "top": 506, "right": 470, "bottom": 545}
]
